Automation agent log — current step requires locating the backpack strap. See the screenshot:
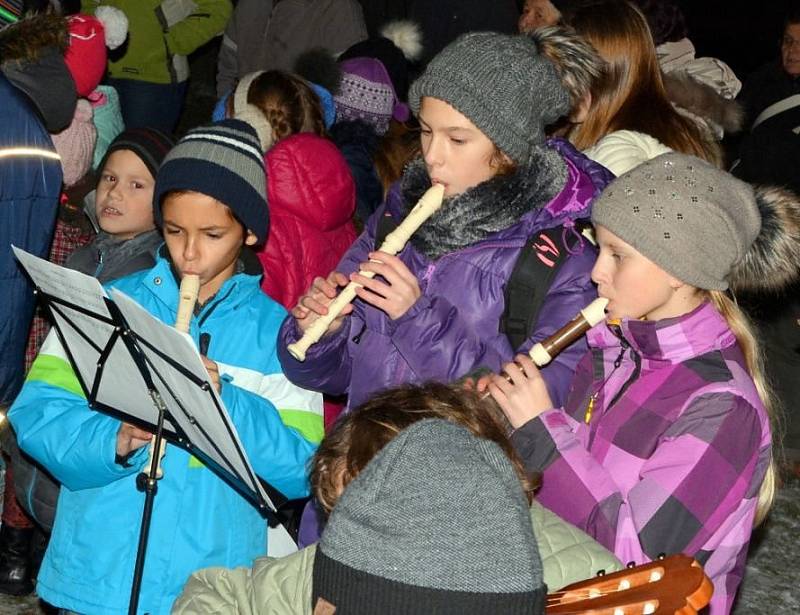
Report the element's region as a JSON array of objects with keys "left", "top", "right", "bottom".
[{"left": 501, "top": 222, "right": 588, "bottom": 351}]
